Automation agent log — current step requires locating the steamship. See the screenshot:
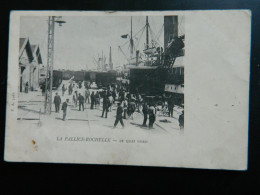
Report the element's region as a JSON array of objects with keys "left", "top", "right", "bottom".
[{"left": 119, "top": 16, "right": 184, "bottom": 107}]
